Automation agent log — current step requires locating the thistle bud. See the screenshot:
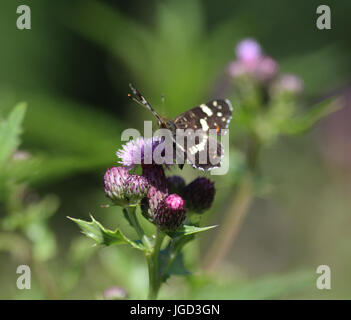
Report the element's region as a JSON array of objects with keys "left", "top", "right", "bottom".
[
  {"left": 184, "top": 177, "right": 215, "bottom": 214},
  {"left": 104, "top": 167, "right": 130, "bottom": 206},
  {"left": 124, "top": 175, "right": 149, "bottom": 204},
  {"left": 141, "top": 165, "right": 168, "bottom": 220},
  {"left": 167, "top": 175, "right": 186, "bottom": 195},
  {"left": 104, "top": 167, "right": 149, "bottom": 206},
  {"left": 154, "top": 194, "right": 186, "bottom": 231}
]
